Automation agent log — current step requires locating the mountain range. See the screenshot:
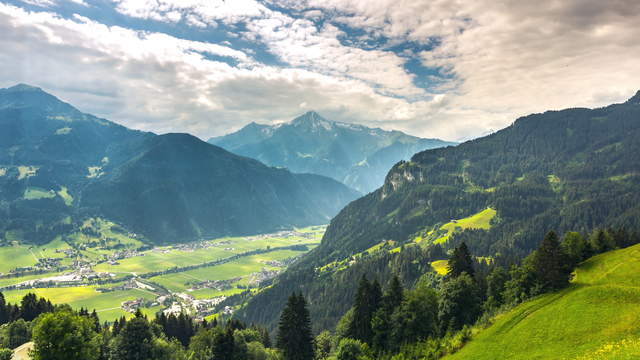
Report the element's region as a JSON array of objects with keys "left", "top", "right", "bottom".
[
  {"left": 209, "top": 111, "right": 456, "bottom": 193},
  {"left": 237, "top": 89, "right": 640, "bottom": 332},
  {"left": 0, "top": 84, "right": 359, "bottom": 244}
]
